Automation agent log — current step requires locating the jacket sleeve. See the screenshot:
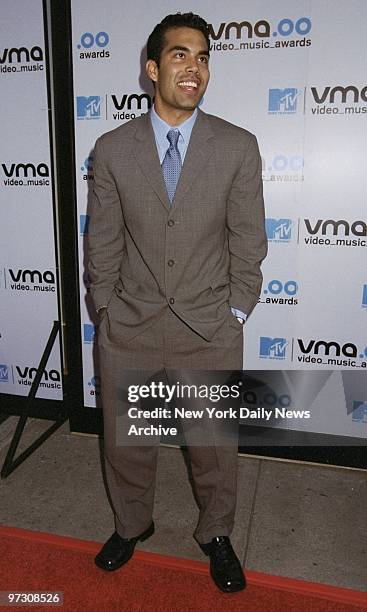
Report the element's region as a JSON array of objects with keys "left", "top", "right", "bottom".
[
  {"left": 226, "top": 134, "right": 267, "bottom": 317},
  {"left": 87, "top": 137, "right": 125, "bottom": 311}
]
